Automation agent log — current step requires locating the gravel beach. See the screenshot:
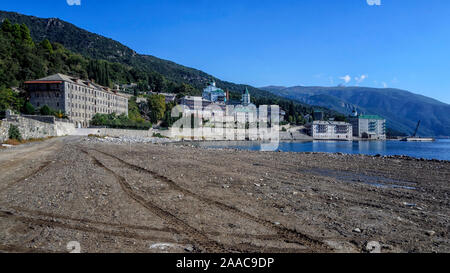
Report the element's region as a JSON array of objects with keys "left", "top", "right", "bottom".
[{"left": 0, "top": 136, "right": 448, "bottom": 253}]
